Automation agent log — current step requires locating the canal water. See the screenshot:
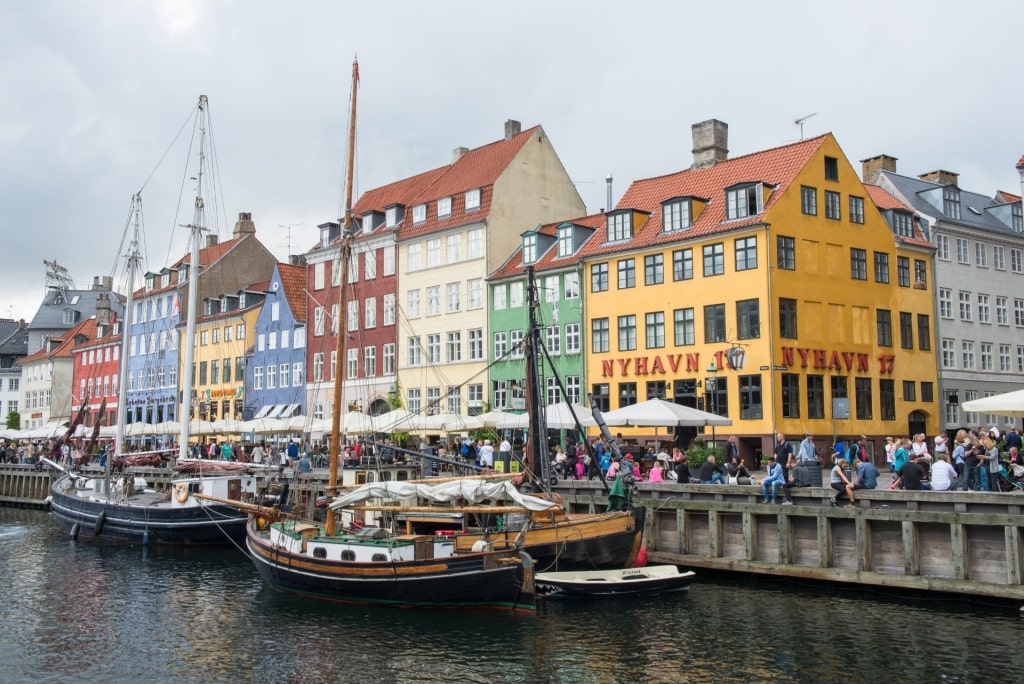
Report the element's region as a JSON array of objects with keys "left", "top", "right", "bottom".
[{"left": 2, "top": 506, "right": 1022, "bottom": 683}]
